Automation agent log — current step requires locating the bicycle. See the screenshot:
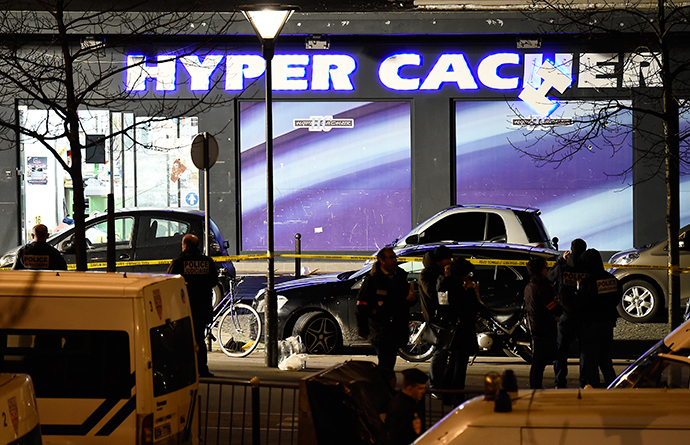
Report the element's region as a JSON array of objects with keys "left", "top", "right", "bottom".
[{"left": 206, "top": 277, "right": 262, "bottom": 358}]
